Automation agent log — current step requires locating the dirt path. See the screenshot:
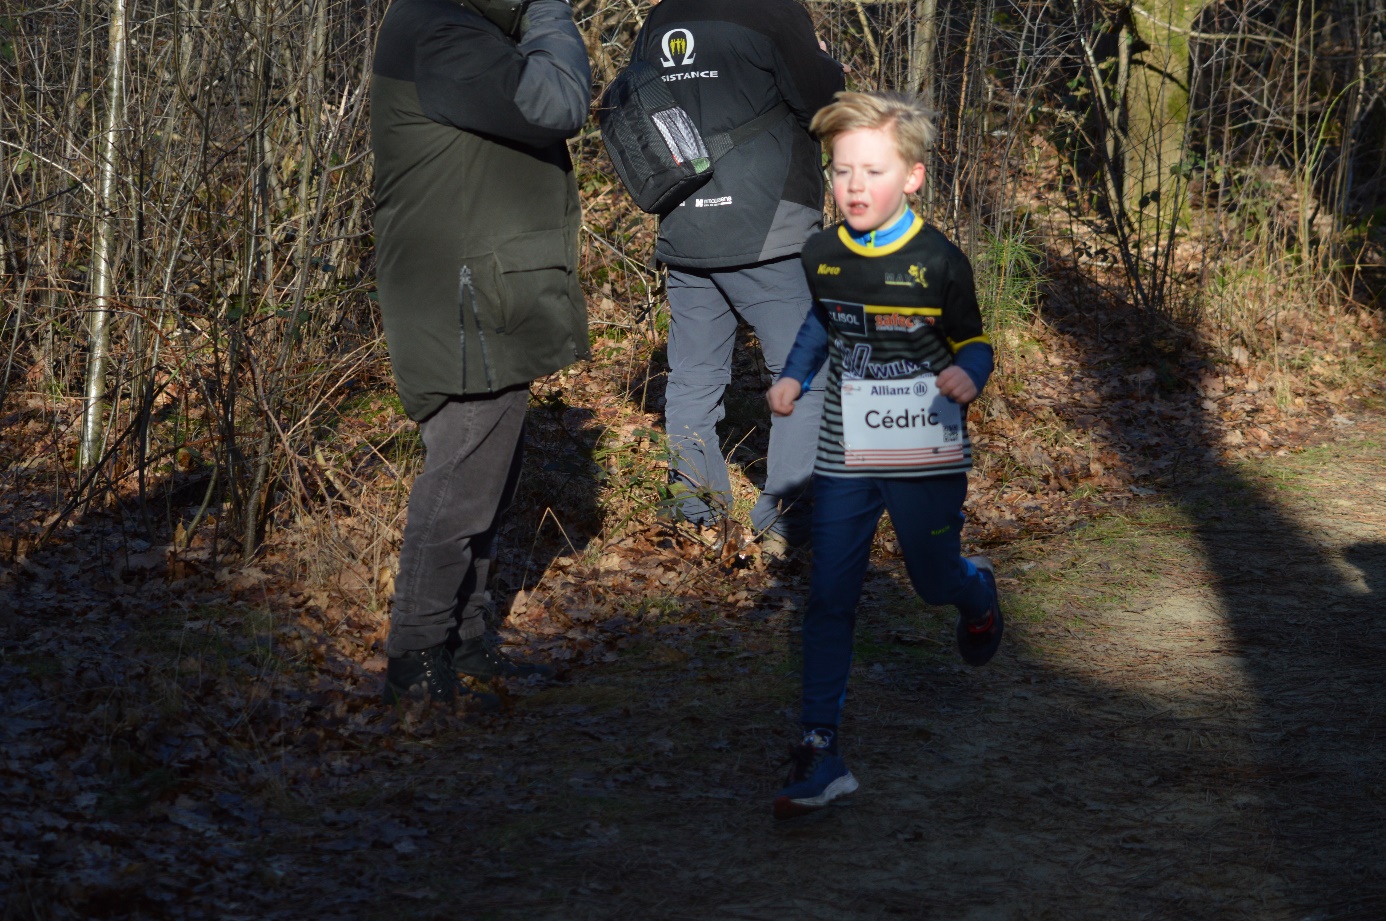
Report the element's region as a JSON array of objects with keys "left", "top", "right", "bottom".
[
  {"left": 4, "top": 415, "right": 1383, "bottom": 921},
  {"left": 267, "top": 416, "right": 1383, "bottom": 921}
]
